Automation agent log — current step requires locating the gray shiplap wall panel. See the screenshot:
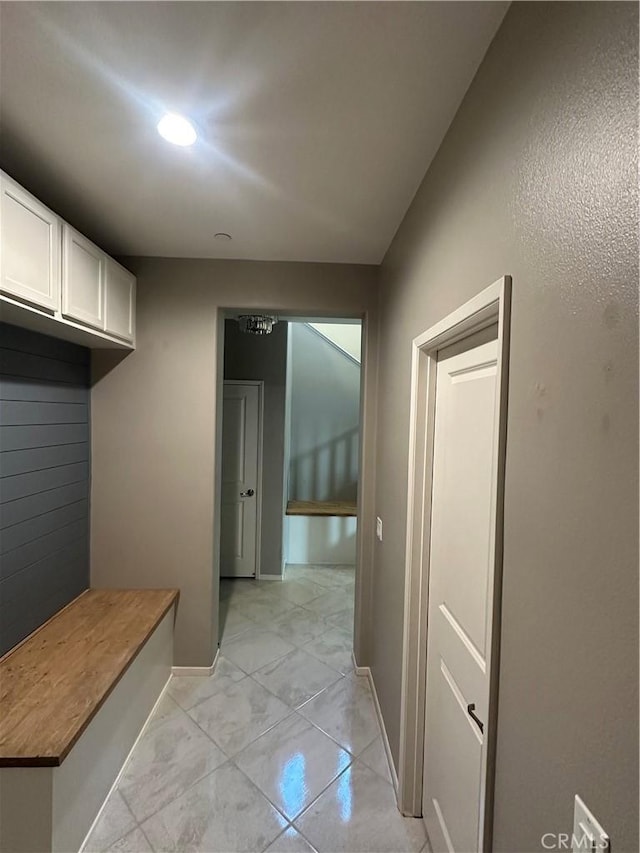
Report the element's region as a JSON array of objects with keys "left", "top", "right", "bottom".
[
  {"left": 1, "top": 499, "right": 88, "bottom": 554},
  {"left": 0, "top": 518, "right": 87, "bottom": 580},
  {"left": 0, "top": 442, "right": 88, "bottom": 477},
  {"left": 0, "top": 321, "right": 89, "bottom": 364},
  {"left": 0, "top": 349, "right": 88, "bottom": 385},
  {"left": 0, "top": 322, "right": 90, "bottom": 655},
  {"left": 0, "top": 461, "right": 89, "bottom": 503},
  {"left": 0, "top": 572, "right": 85, "bottom": 649},
  {"left": 1, "top": 558, "right": 87, "bottom": 652},
  {"left": 1, "top": 539, "right": 88, "bottom": 615},
  {"left": 0, "top": 376, "right": 87, "bottom": 404},
  {"left": 0, "top": 423, "right": 89, "bottom": 451},
  {"left": 1, "top": 620, "right": 29, "bottom": 655},
  {"left": 0, "top": 480, "right": 88, "bottom": 528},
  {"left": 0, "top": 400, "right": 88, "bottom": 426}
]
